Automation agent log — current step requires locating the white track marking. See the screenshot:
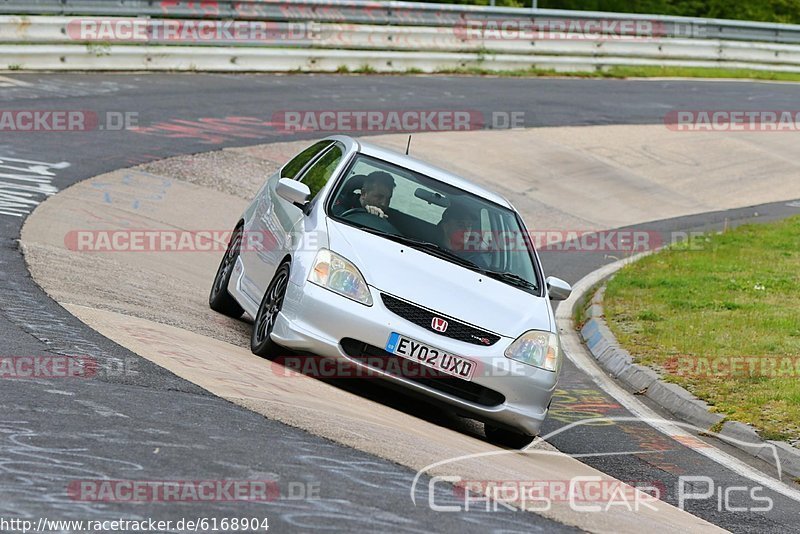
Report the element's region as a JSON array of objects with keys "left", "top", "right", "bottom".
[
  {"left": 0, "top": 75, "right": 32, "bottom": 87},
  {"left": 555, "top": 256, "right": 800, "bottom": 504}
]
